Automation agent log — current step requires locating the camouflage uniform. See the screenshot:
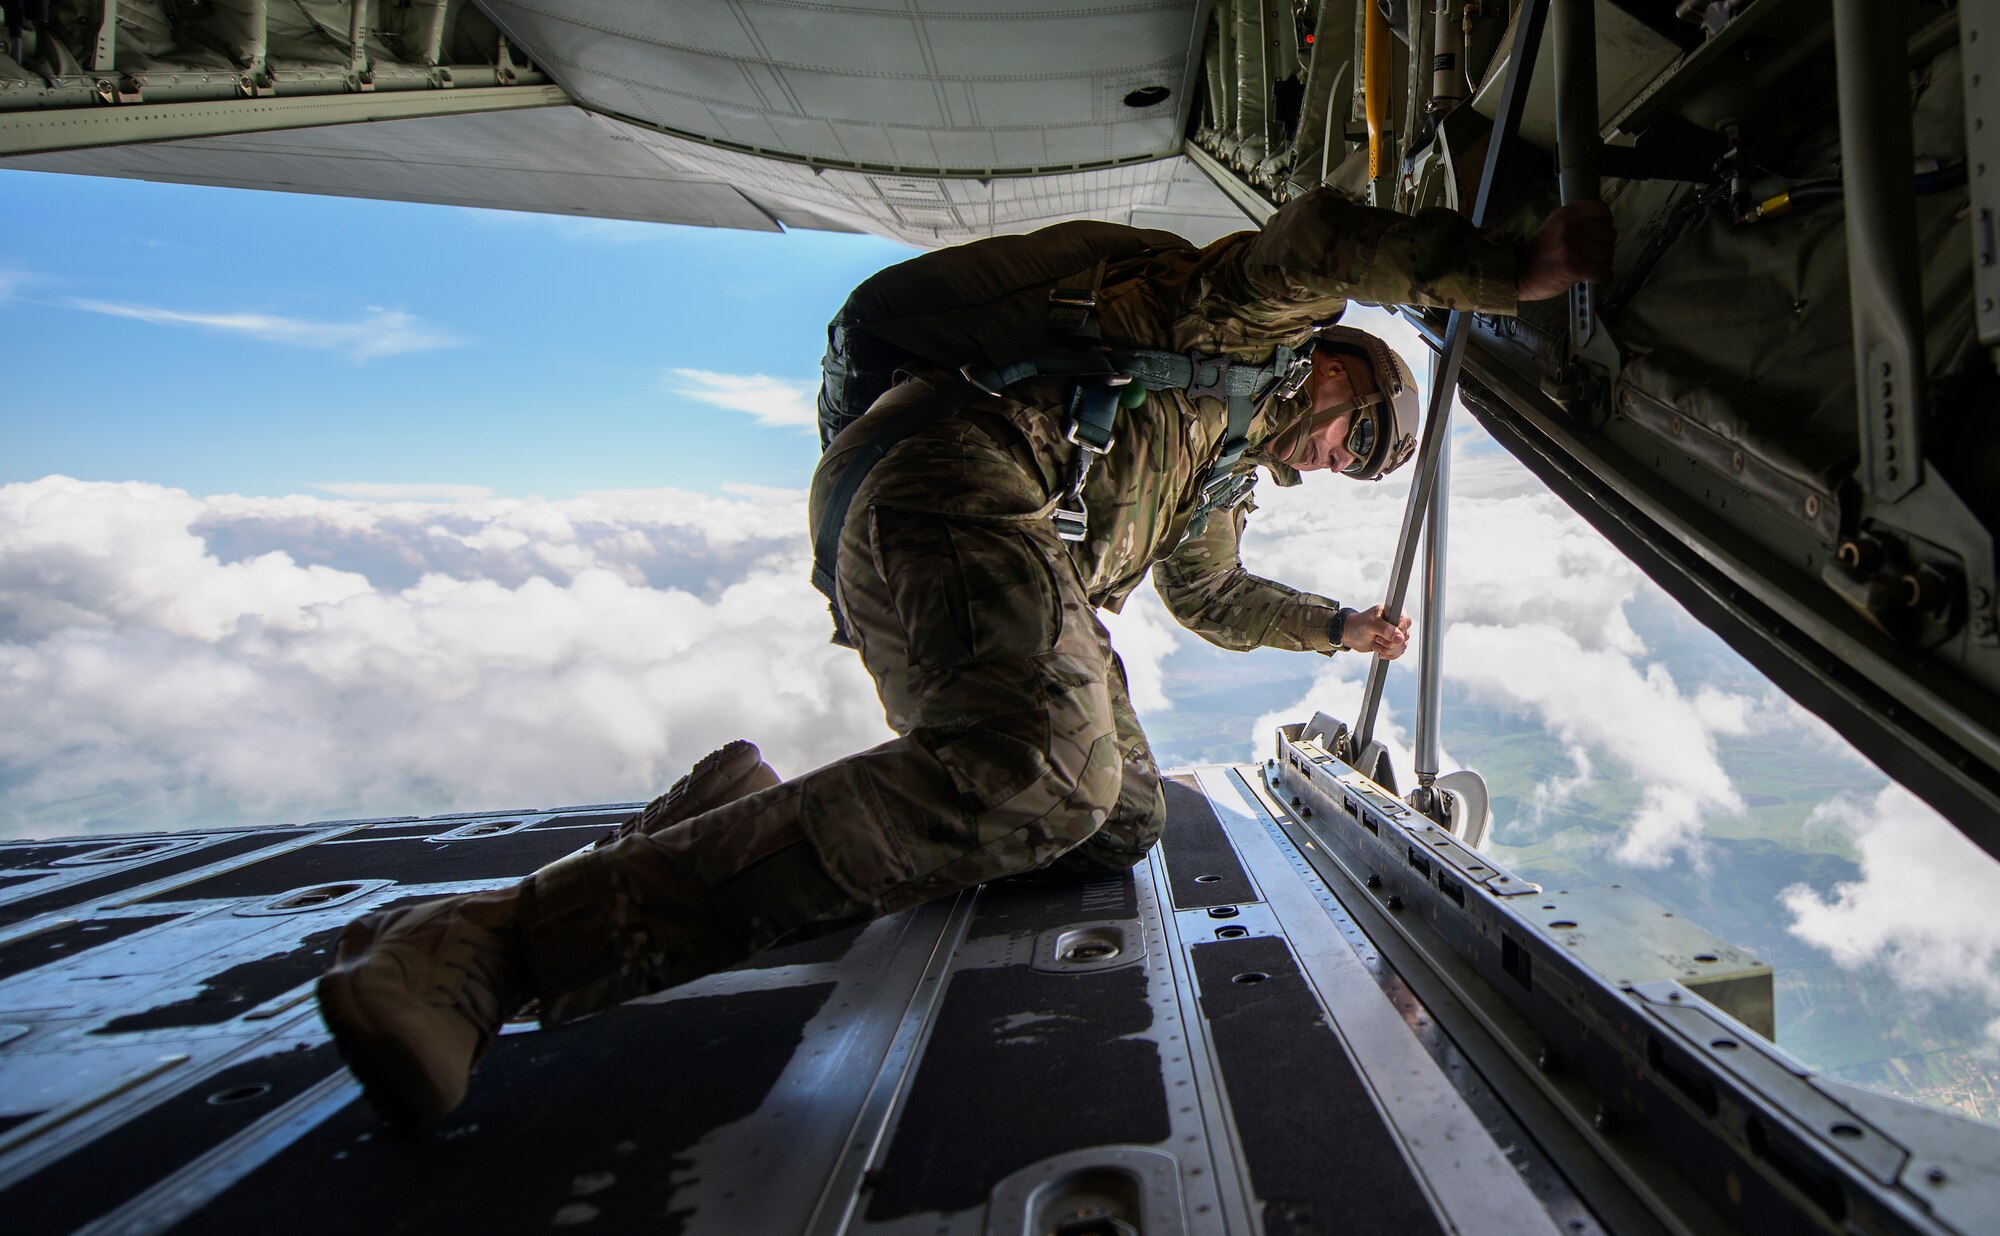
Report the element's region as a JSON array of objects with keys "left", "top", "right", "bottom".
[{"left": 520, "top": 189, "right": 1517, "bottom": 1018}]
